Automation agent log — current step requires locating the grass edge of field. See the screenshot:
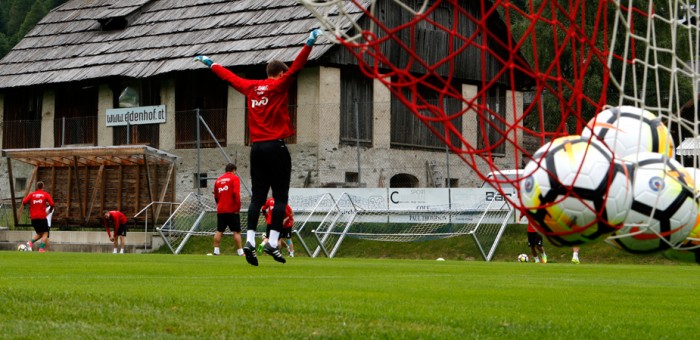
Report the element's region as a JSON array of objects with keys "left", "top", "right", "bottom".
[{"left": 149, "top": 224, "right": 696, "bottom": 265}]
